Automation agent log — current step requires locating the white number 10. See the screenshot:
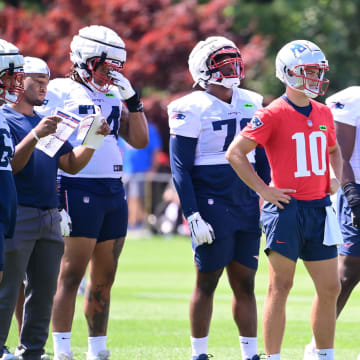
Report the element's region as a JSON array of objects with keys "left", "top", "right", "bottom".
[{"left": 292, "top": 131, "right": 327, "bottom": 178}]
